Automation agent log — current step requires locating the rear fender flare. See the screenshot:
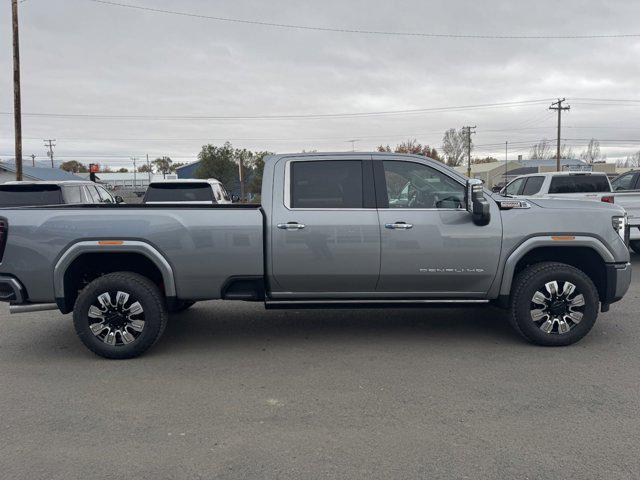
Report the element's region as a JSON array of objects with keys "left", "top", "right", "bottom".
[{"left": 53, "top": 240, "right": 176, "bottom": 300}]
